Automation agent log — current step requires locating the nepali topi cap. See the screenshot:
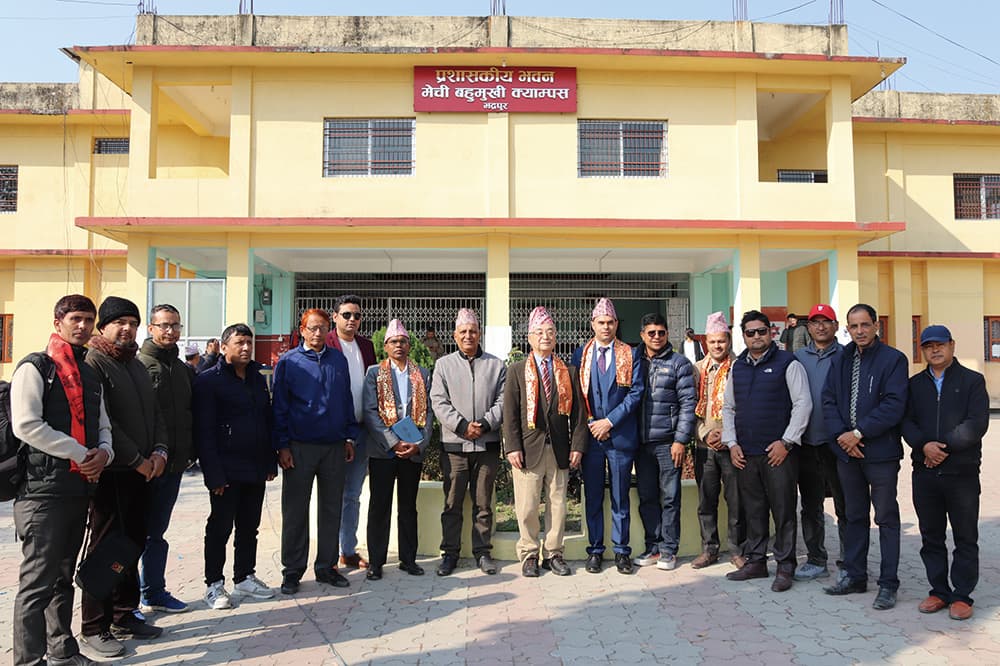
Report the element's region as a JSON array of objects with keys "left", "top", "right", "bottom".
[
  {"left": 455, "top": 308, "right": 479, "bottom": 329},
  {"left": 385, "top": 318, "right": 410, "bottom": 340},
  {"left": 528, "top": 306, "right": 555, "bottom": 332},
  {"left": 591, "top": 297, "right": 617, "bottom": 320},
  {"left": 705, "top": 311, "right": 729, "bottom": 335}
]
